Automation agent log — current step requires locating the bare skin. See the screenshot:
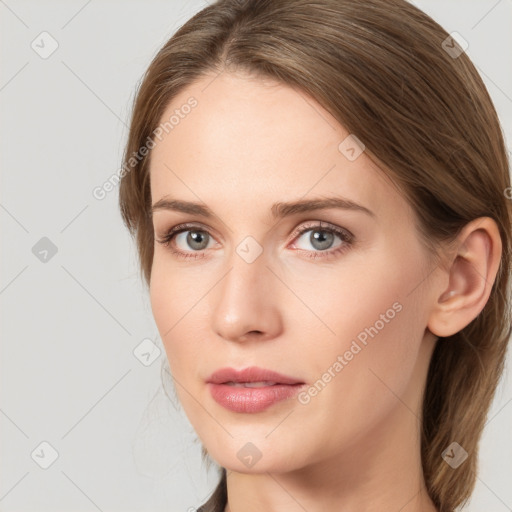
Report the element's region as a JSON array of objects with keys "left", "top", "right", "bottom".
[{"left": 148, "top": 70, "right": 502, "bottom": 512}]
